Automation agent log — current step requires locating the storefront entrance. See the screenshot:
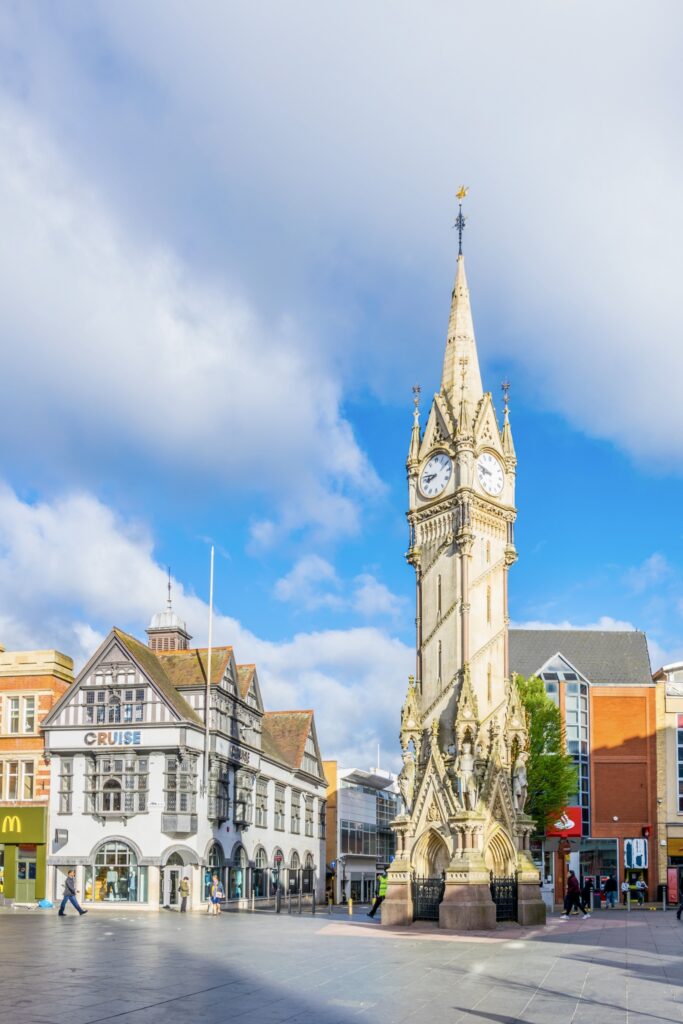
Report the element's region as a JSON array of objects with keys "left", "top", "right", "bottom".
[
  {"left": 161, "top": 866, "right": 181, "bottom": 908},
  {"left": 16, "top": 848, "right": 37, "bottom": 902}
]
